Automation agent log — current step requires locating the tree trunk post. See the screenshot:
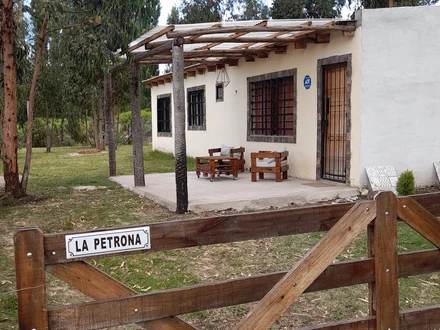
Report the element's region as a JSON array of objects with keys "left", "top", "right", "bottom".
[
  {"left": 104, "top": 72, "right": 116, "bottom": 176},
  {"left": 172, "top": 37, "right": 188, "bottom": 214},
  {"left": 1, "top": 0, "right": 24, "bottom": 198},
  {"left": 131, "top": 60, "right": 145, "bottom": 186}
]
